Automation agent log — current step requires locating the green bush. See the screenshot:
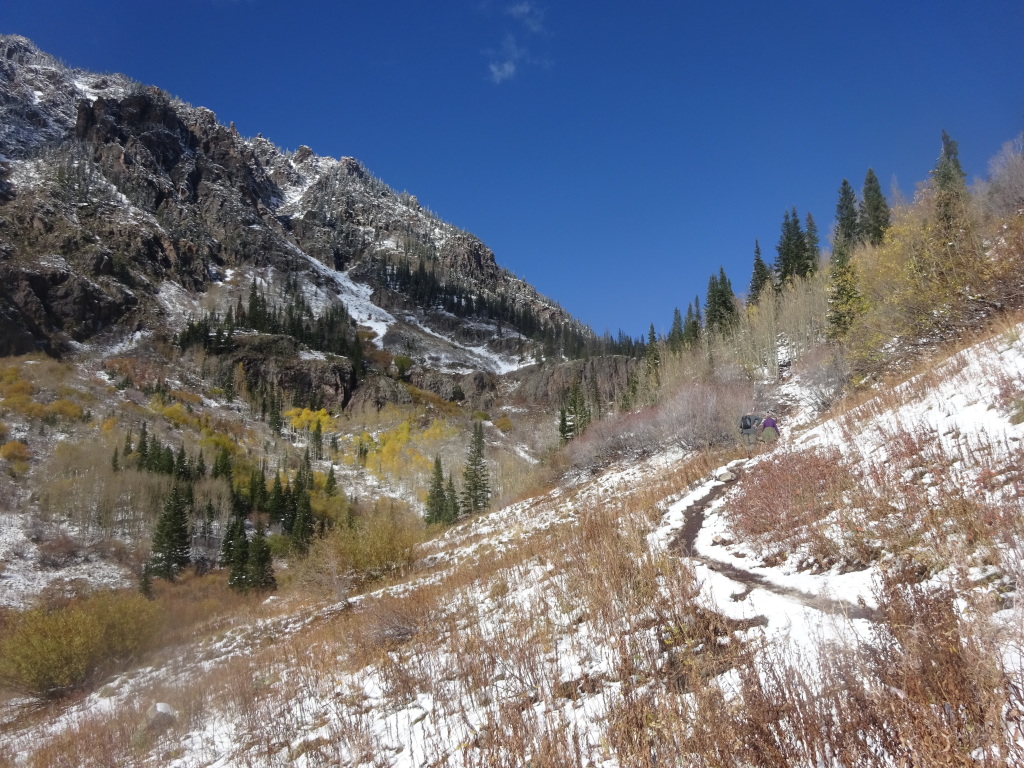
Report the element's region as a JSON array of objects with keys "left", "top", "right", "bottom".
[{"left": 0, "top": 590, "right": 163, "bottom": 699}]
